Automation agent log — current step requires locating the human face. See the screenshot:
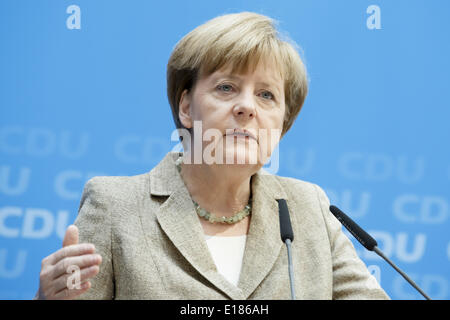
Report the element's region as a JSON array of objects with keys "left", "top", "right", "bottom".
[{"left": 178, "top": 60, "right": 285, "bottom": 166}]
